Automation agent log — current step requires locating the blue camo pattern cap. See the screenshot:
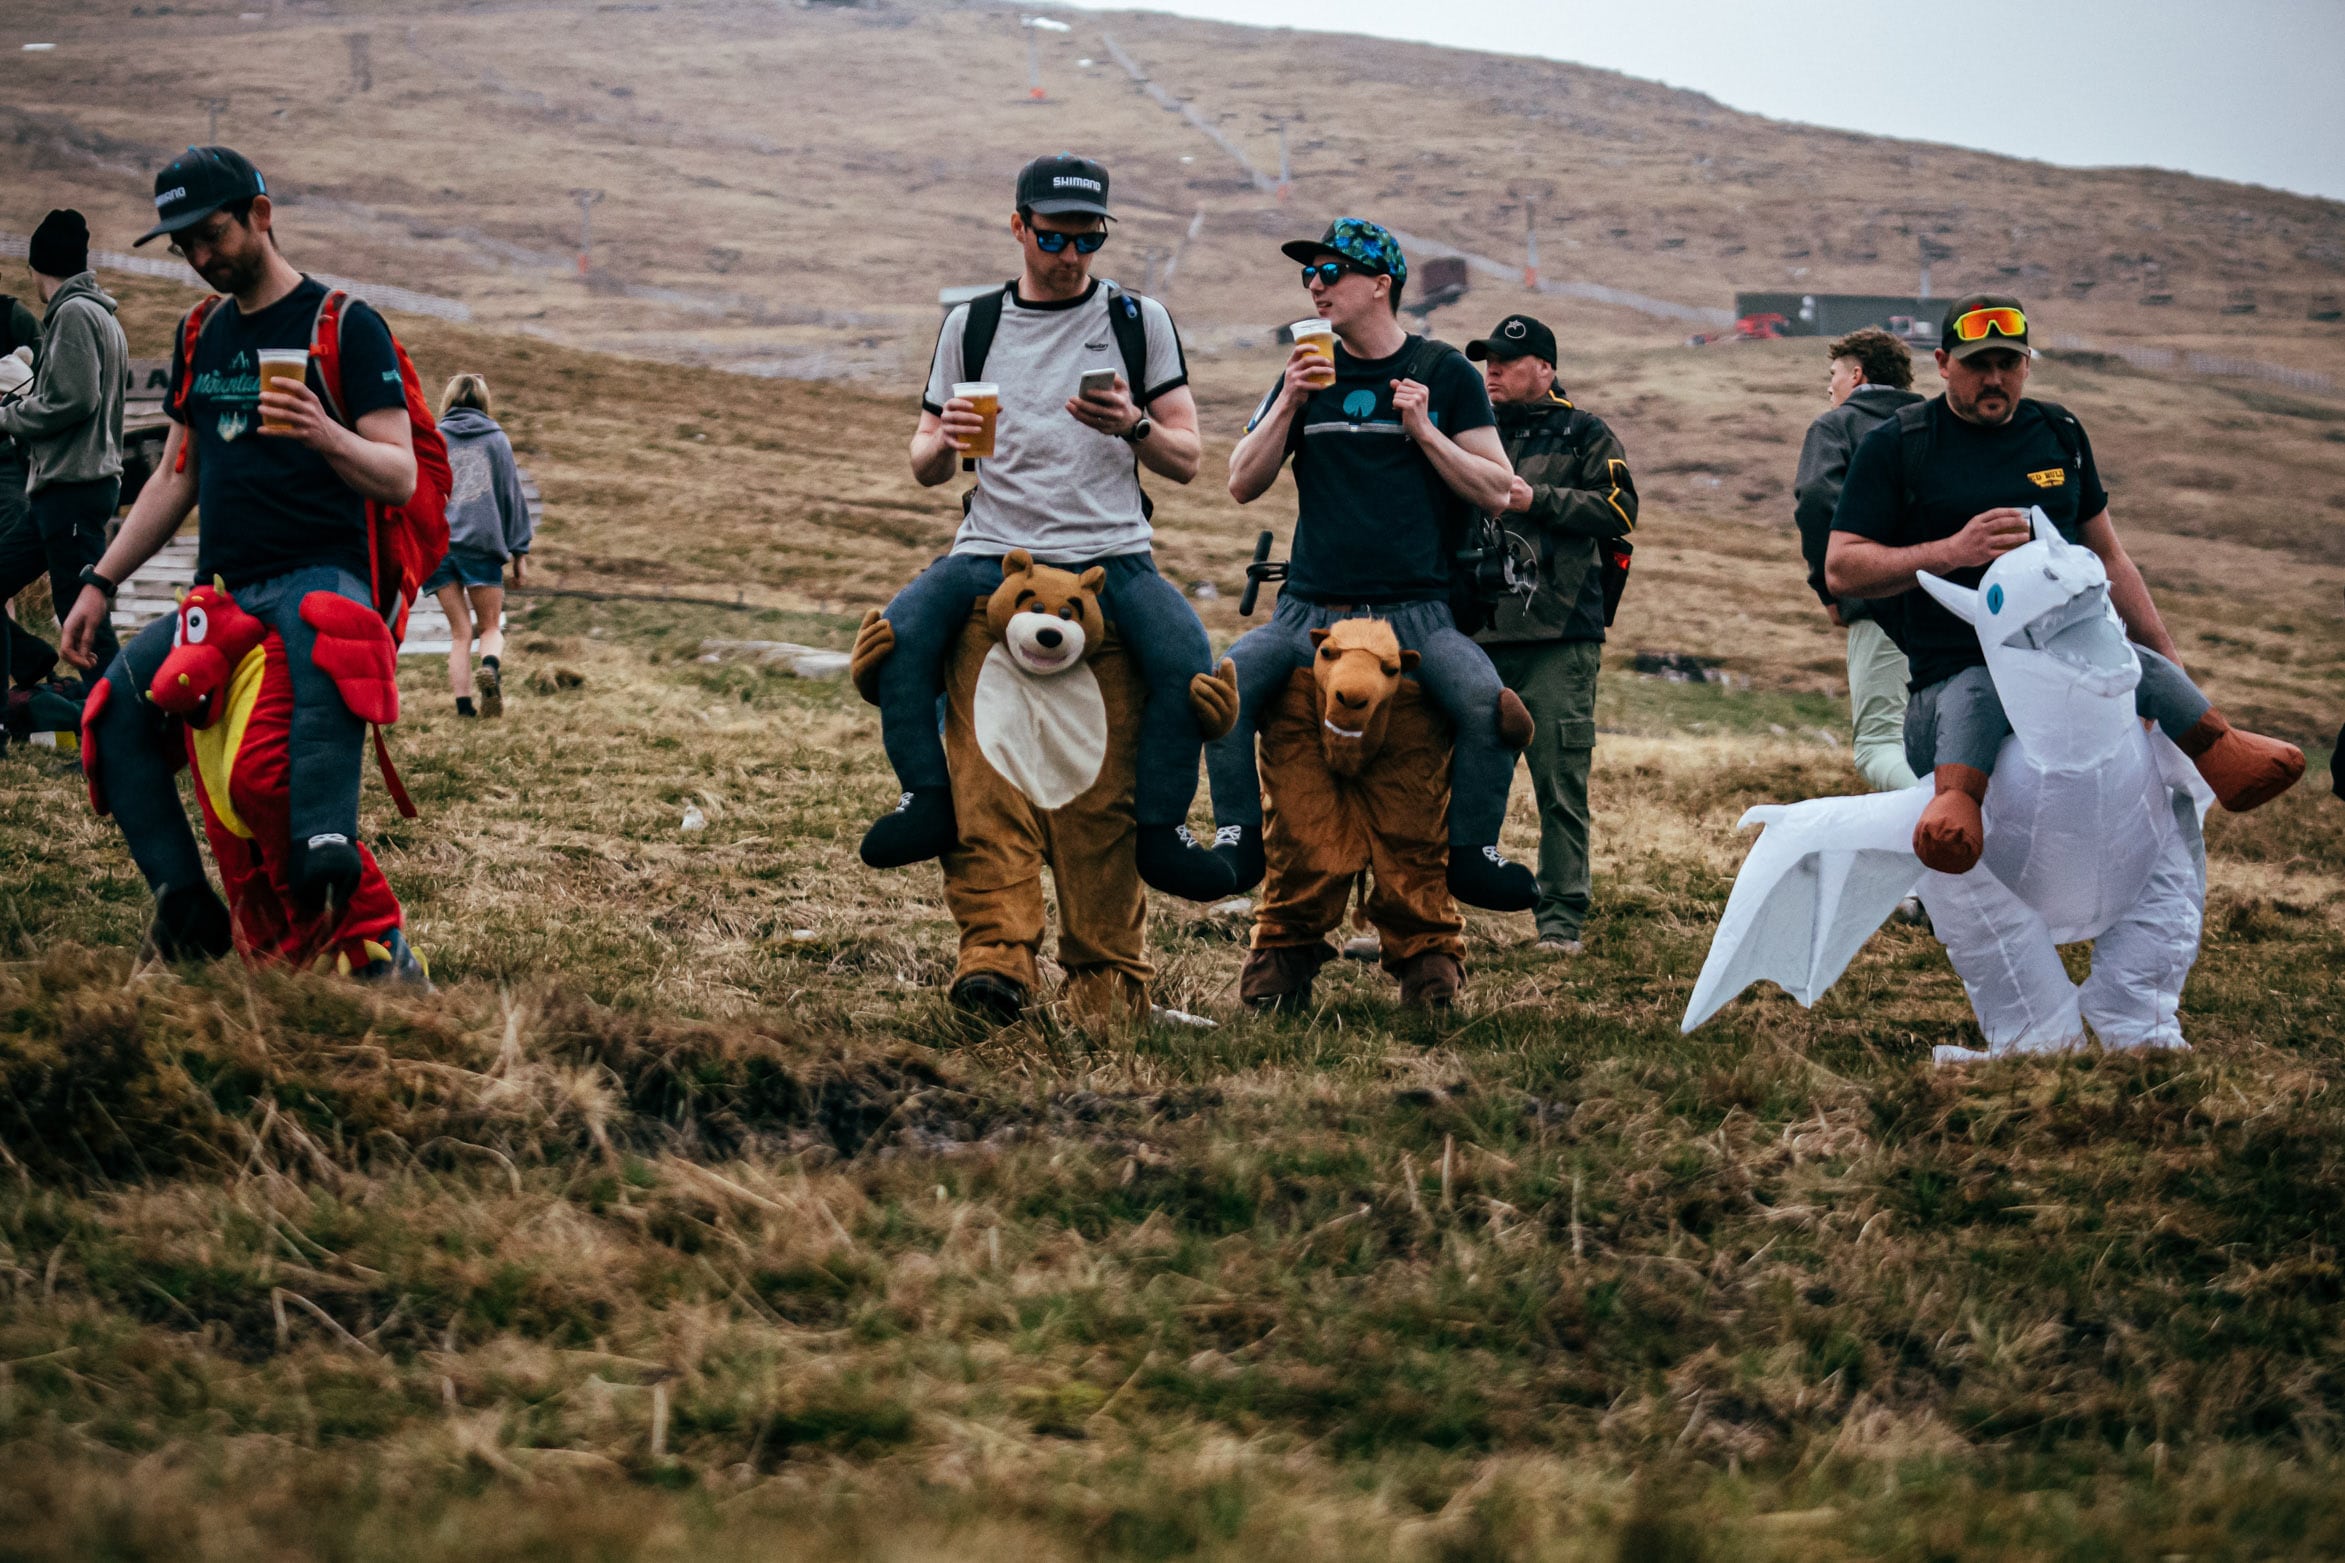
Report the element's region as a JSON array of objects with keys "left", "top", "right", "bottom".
[{"left": 1280, "top": 217, "right": 1408, "bottom": 283}]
